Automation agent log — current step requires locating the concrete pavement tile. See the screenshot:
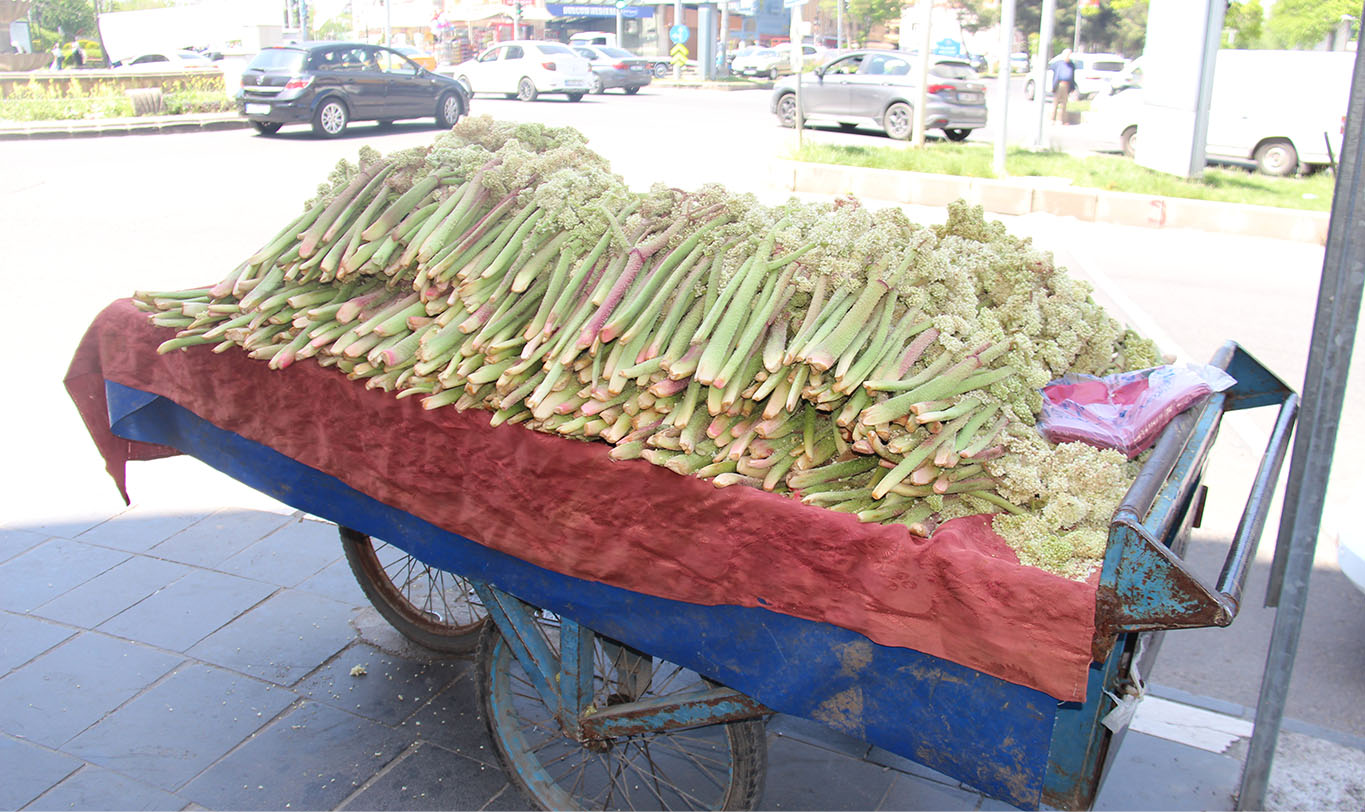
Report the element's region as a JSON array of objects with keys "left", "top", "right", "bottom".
[
  {"left": 0, "top": 527, "right": 47, "bottom": 564},
  {"left": 340, "top": 741, "right": 517, "bottom": 811},
  {"left": 148, "top": 509, "right": 294, "bottom": 569},
  {"left": 0, "top": 515, "right": 112, "bottom": 542},
  {"left": 74, "top": 507, "right": 215, "bottom": 554},
  {"left": 876, "top": 772, "right": 984, "bottom": 810},
  {"left": 186, "top": 588, "right": 356, "bottom": 686},
  {"left": 32, "top": 555, "right": 194, "bottom": 628},
  {"left": 294, "top": 641, "right": 470, "bottom": 726},
  {"left": 1092, "top": 731, "right": 1238, "bottom": 811},
  {"left": 179, "top": 699, "right": 410, "bottom": 810},
  {"left": 759, "top": 733, "right": 895, "bottom": 811},
  {"left": 0, "top": 632, "right": 182, "bottom": 748},
  {"left": 404, "top": 676, "right": 500, "bottom": 767},
  {"left": 480, "top": 782, "right": 536, "bottom": 811},
  {"left": 768, "top": 713, "right": 872, "bottom": 760},
  {"left": 62, "top": 663, "right": 295, "bottom": 791},
  {"left": 294, "top": 556, "right": 368, "bottom": 608},
  {"left": 0, "top": 611, "right": 75, "bottom": 675},
  {"left": 0, "top": 539, "right": 130, "bottom": 613},
  {"left": 0, "top": 734, "right": 81, "bottom": 810},
  {"left": 96, "top": 568, "right": 277, "bottom": 652},
  {"left": 215, "top": 518, "right": 343, "bottom": 588},
  {"left": 864, "top": 744, "right": 968, "bottom": 788},
  {"left": 23, "top": 764, "right": 186, "bottom": 811}
]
